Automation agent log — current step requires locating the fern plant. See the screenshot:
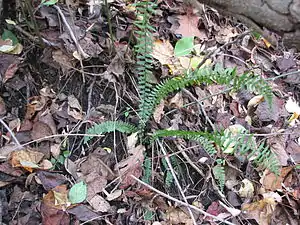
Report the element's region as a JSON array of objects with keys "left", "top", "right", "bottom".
[{"left": 85, "top": 0, "right": 280, "bottom": 187}]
